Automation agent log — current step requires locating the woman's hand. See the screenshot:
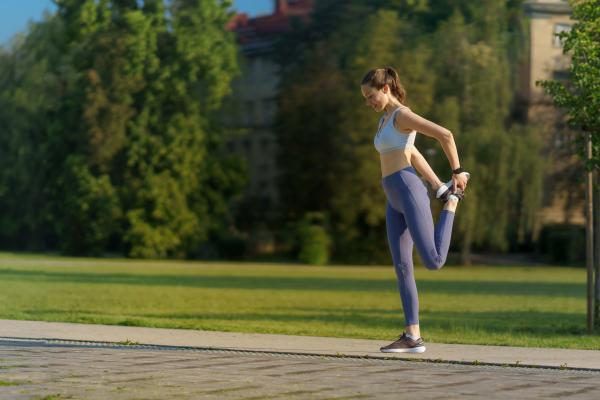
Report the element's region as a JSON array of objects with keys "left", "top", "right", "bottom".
[{"left": 452, "top": 173, "right": 468, "bottom": 193}]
